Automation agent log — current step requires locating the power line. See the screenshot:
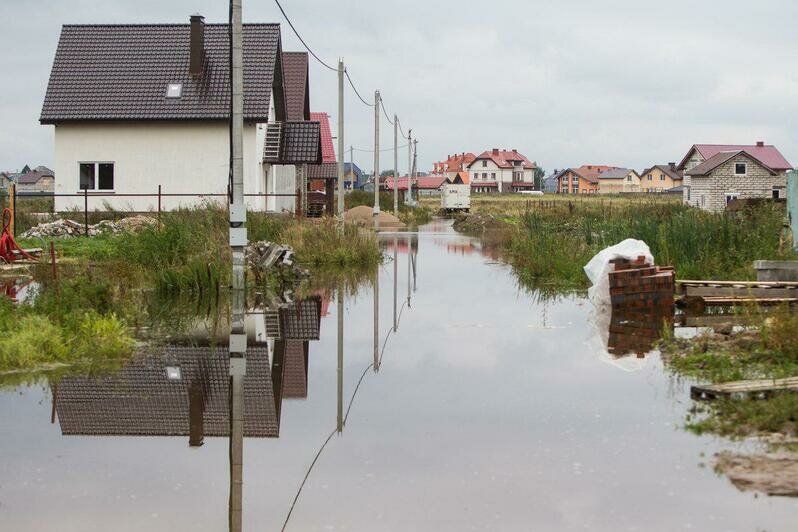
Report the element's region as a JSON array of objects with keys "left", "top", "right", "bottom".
[
  {"left": 273, "top": 0, "right": 337, "bottom": 71},
  {"left": 344, "top": 68, "right": 375, "bottom": 107},
  {"left": 351, "top": 144, "right": 409, "bottom": 153},
  {"left": 379, "top": 98, "right": 394, "bottom": 125}
]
